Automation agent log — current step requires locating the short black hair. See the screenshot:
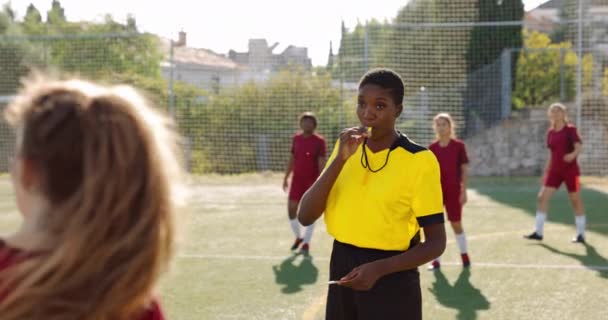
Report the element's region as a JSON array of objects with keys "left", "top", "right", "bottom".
[
  {"left": 358, "top": 68, "right": 405, "bottom": 105},
  {"left": 299, "top": 111, "right": 317, "bottom": 128}
]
